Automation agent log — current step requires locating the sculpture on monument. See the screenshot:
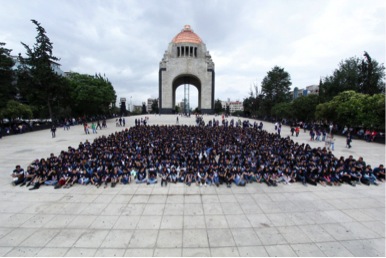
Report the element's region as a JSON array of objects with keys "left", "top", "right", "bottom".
[{"left": 159, "top": 25, "right": 215, "bottom": 114}]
